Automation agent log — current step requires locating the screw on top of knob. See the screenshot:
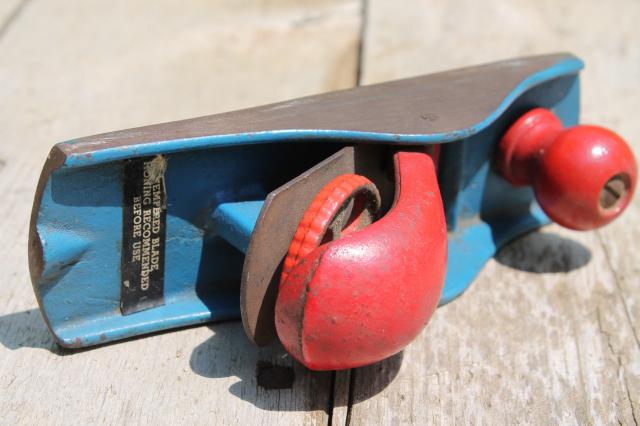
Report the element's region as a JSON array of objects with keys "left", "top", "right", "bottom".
[{"left": 497, "top": 108, "right": 637, "bottom": 230}]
